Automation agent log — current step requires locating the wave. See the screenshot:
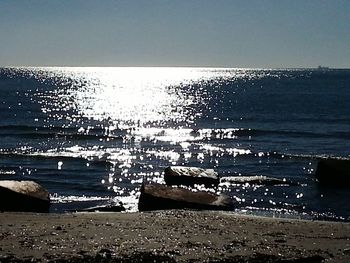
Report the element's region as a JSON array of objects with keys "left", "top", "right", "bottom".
[
  {"left": 0, "top": 169, "right": 16, "bottom": 175},
  {"left": 0, "top": 145, "right": 137, "bottom": 168},
  {"left": 0, "top": 147, "right": 348, "bottom": 165},
  {"left": 199, "top": 127, "right": 350, "bottom": 141},
  {"left": 0, "top": 132, "right": 123, "bottom": 141},
  {"left": 1, "top": 124, "right": 349, "bottom": 144},
  {"left": 0, "top": 125, "right": 124, "bottom": 140},
  {"left": 0, "top": 124, "right": 118, "bottom": 133},
  {"left": 50, "top": 194, "right": 111, "bottom": 203},
  {"left": 123, "top": 127, "right": 350, "bottom": 146},
  {"left": 262, "top": 152, "right": 350, "bottom": 161}
]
